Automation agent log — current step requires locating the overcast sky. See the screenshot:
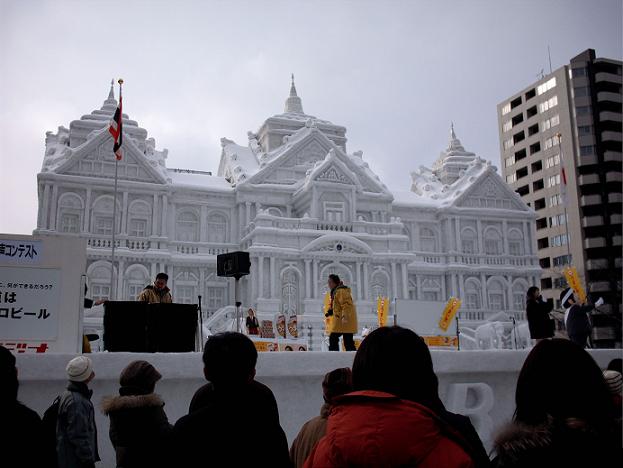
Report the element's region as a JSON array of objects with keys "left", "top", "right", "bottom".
[{"left": 1, "top": 0, "right": 621, "bottom": 234}]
